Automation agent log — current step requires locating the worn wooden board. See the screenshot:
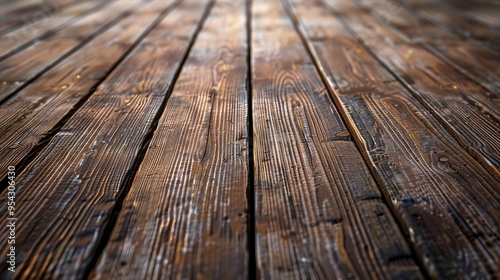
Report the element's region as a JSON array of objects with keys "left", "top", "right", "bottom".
[
  {"left": 0, "top": 0, "right": 497, "bottom": 278},
  {"left": 352, "top": 0, "right": 455, "bottom": 42},
  {"left": 0, "top": 0, "right": 209, "bottom": 279},
  {"left": 0, "top": 0, "right": 141, "bottom": 102},
  {"left": 0, "top": 0, "right": 46, "bottom": 19},
  {"left": 0, "top": 0, "right": 82, "bottom": 35},
  {"left": 92, "top": 0, "right": 252, "bottom": 278},
  {"left": 323, "top": 0, "right": 500, "bottom": 176},
  {"left": 292, "top": 0, "right": 500, "bottom": 278},
  {"left": 0, "top": 0, "right": 178, "bottom": 179},
  {"left": 437, "top": 0, "right": 500, "bottom": 28},
  {"left": 424, "top": 40, "right": 500, "bottom": 96},
  {"left": 355, "top": 0, "right": 500, "bottom": 95},
  {"left": 252, "top": 0, "right": 422, "bottom": 278},
  {"left": 397, "top": 0, "right": 500, "bottom": 45},
  {"left": 0, "top": 0, "right": 109, "bottom": 60}
]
